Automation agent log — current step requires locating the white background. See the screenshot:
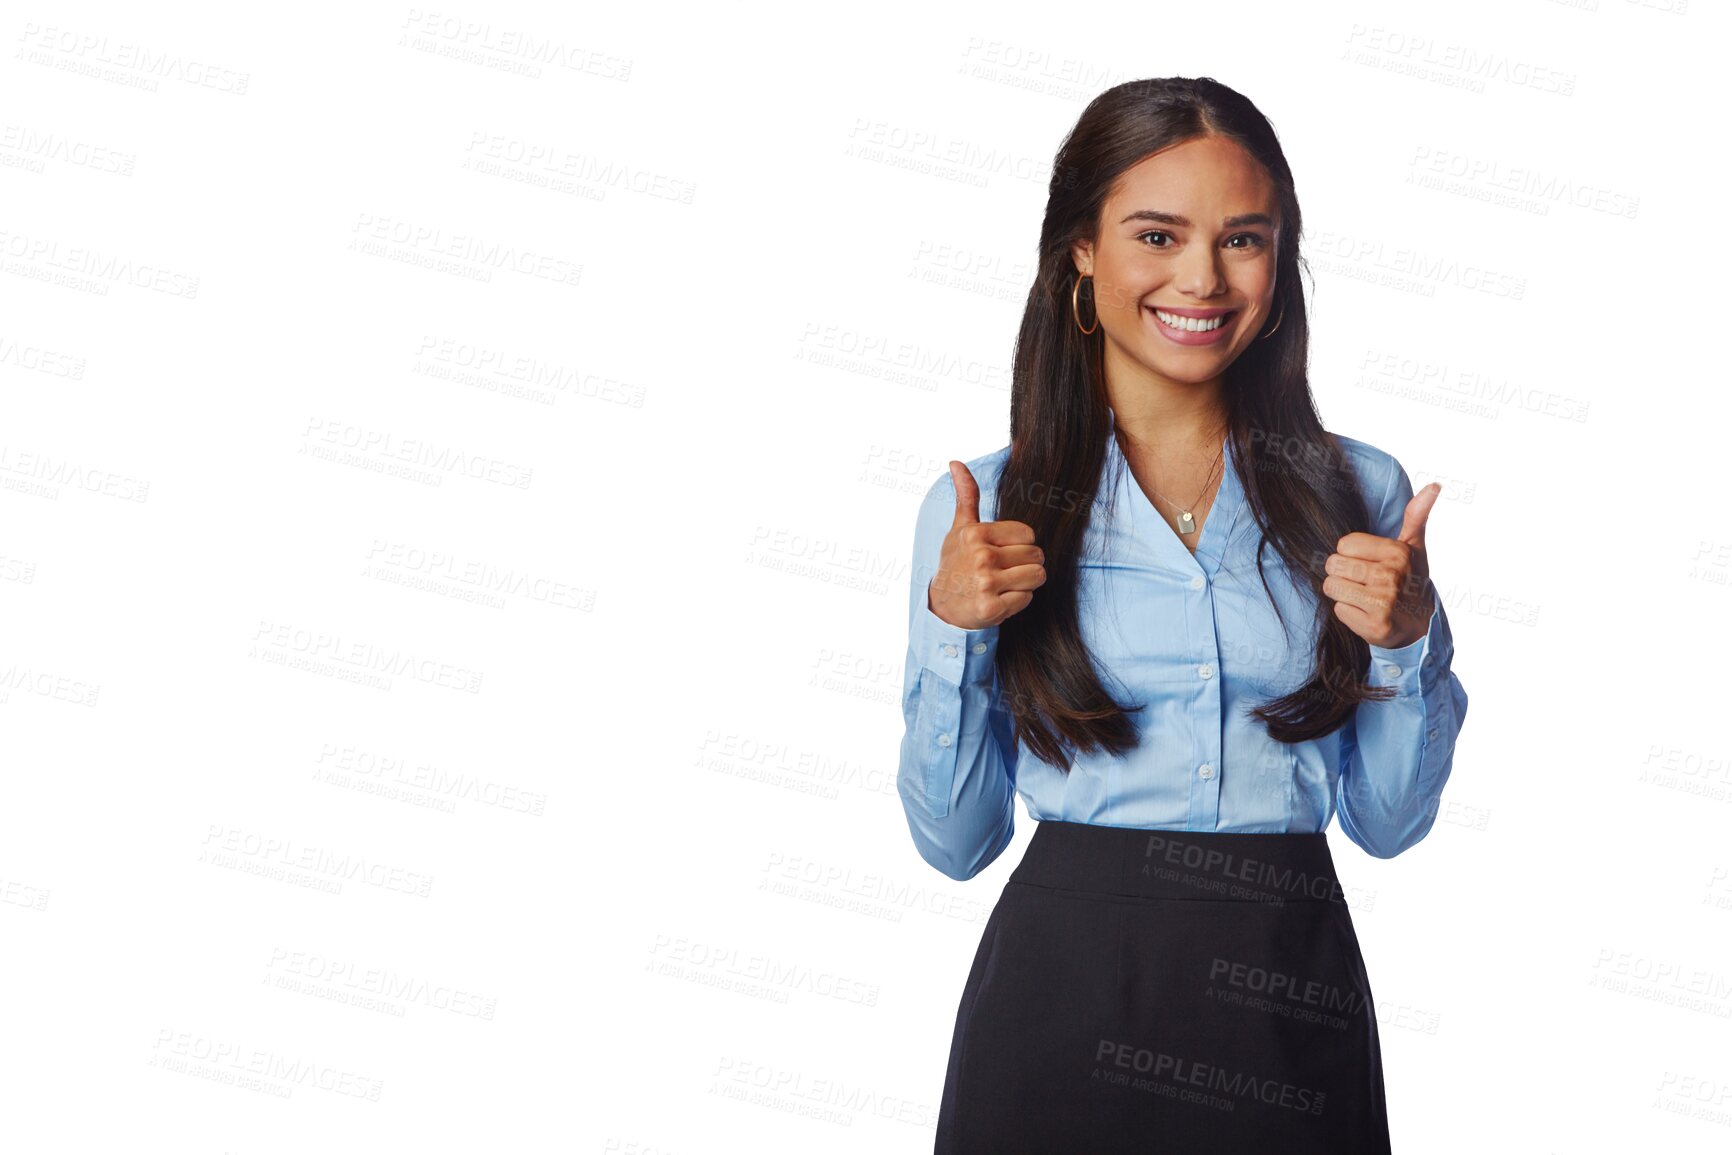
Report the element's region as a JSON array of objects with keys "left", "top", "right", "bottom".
[{"left": 4, "top": 1, "right": 1729, "bottom": 1151}]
